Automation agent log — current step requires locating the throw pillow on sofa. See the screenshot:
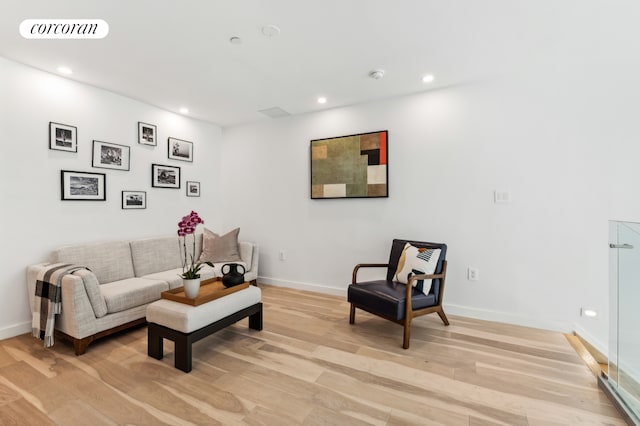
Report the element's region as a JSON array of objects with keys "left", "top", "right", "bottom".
[{"left": 198, "top": 227, "right": 242, "bottom": 263}]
